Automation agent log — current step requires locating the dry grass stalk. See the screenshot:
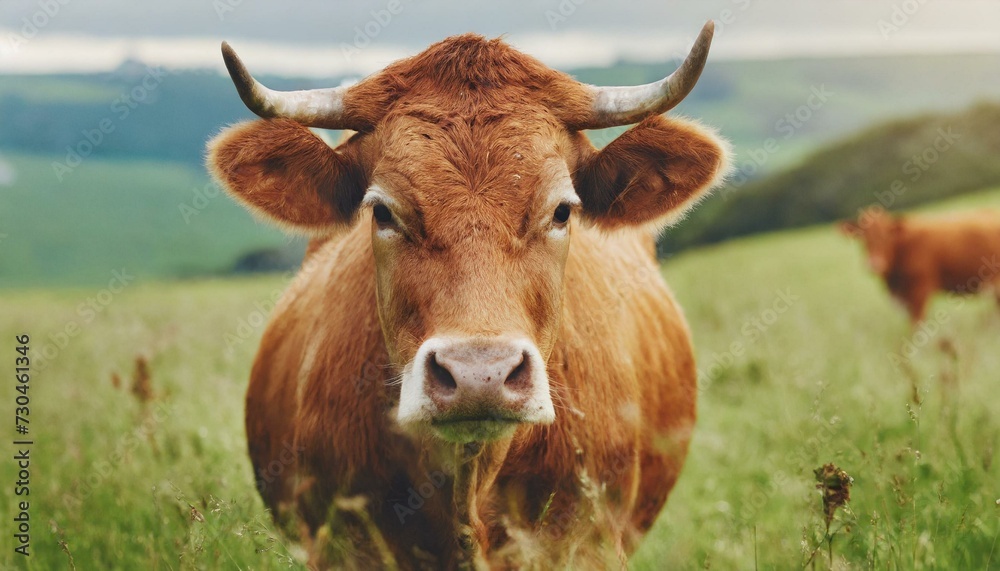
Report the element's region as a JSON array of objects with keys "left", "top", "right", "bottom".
[{"left": 130, "top": 355, "right": 154, "bottom": 403}]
